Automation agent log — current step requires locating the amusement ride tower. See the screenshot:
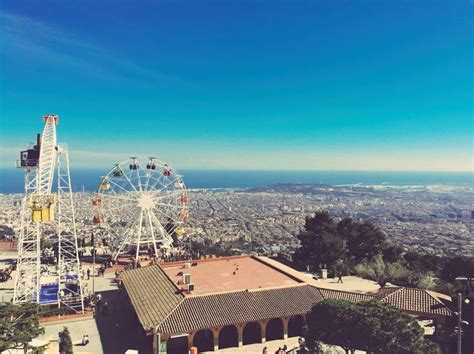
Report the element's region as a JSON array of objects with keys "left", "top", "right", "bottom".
[{"left": 14, "top": 115, "right": 83, "bottom": 313}]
